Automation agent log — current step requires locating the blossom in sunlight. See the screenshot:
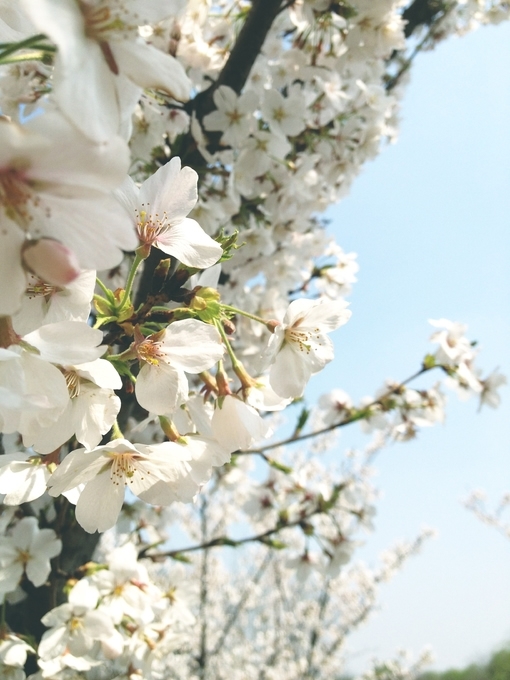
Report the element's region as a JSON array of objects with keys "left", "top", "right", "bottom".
[
  {"left": 0, "top": 347, "right": 70, "bottom": 439},
  {"left": 20, "top": 0, "right": 191, "bottom": 141},
  {"left": 38, "top": 578, "right": 120, "bottom": 672},
  {"left": 48, "top": 439, "right": 215, "bottom": 533},
  {"left": 22, "top": 357, "right": 122, "bottom": 454},
  {"left": 429, "top": 318, "right": 476, "bottom": 365},
  {"left": 202, "top": 85, "right": 258, "bottom": 147},
  {"left": 0, "top": 111, "right": 136, "bottom": 315},
  {"left": 11, "top": 270, "right": 95, "bottom": 336},
  {"left": 479, "top": 369, "right": 507, "bottom": 408},
  {"left": 7, "top": 321, "right": 112, "bottom": 453},
  {"left": 0, "top": 516, "right": 62, "bottom": 596},
  {"left": 115, "top": 156, "right": 223, "bottom": 267},
  {"left": 0, "top": 451, "right": 52, "bottom": 505},
  {"left": 134, "top": 319, "right": 224, "bottom": 416},
  {"left": 211, "top": 395, "right": 272, "bottom": 453},
  {"left": 266, "top": 298, "right": 351, "bottom": 398}
]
